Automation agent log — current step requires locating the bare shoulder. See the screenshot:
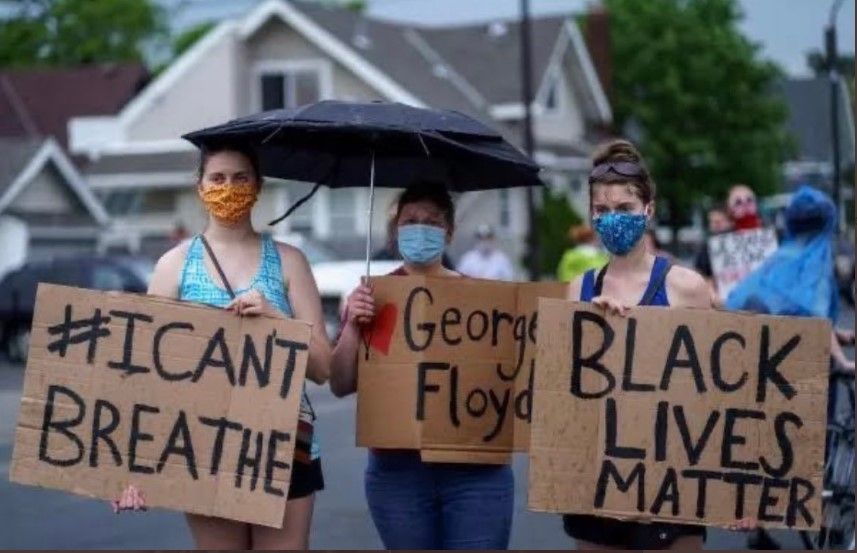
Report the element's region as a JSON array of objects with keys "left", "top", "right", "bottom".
[
  {"left": 274, "top": 241, "right": 311, "bottom": 271},
  {"left": 149, "top": 240, "right": 192, "bottom": 297},
  {"left": 666, "top": 265, "right": 709, "bottom": 307},
  {"left": 155, "top": 241, "right": 191, "bottom": 271}
]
